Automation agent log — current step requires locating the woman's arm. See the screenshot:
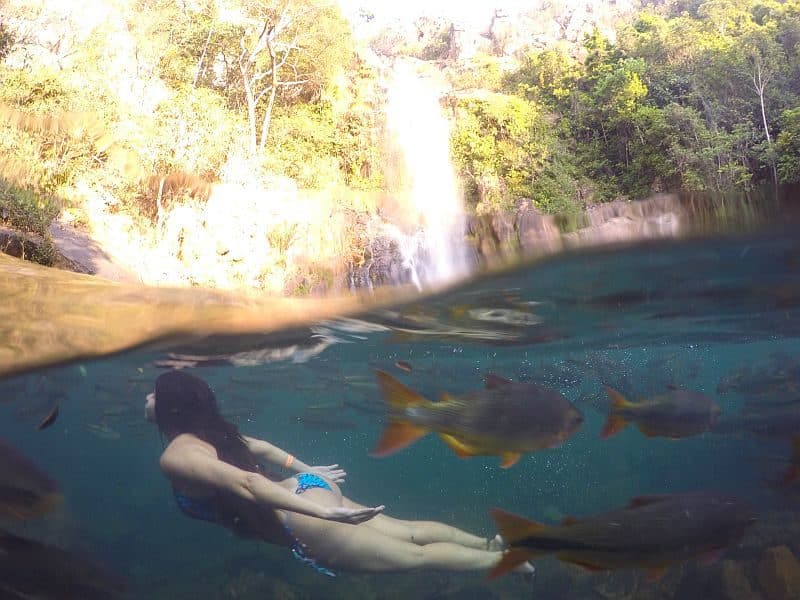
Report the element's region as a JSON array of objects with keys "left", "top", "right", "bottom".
[
  {"left": 161, "top": 440, "right": 381, "bottom": 523},
  {"left": 243, "top": 436, "right": 312, "bottom": 472},
  {"left": 243, "top": 435, "right": 346, "bottom": 483}
]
